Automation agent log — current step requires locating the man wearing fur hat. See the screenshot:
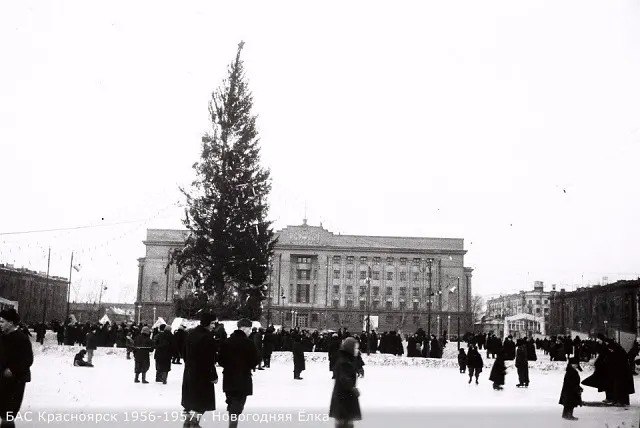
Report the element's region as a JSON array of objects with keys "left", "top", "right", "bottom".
[
  {"left": 133, "top": 326, "right": 153, "bottom": 384},
  {"left": 218, "top": 318, "right": 259, "bottom": 428},
  {"left": 0, "top": 308, "right": 33, "bottom": 428},
  {"left": 181, "top": 312, "right": 219, "bottom": 428}
]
